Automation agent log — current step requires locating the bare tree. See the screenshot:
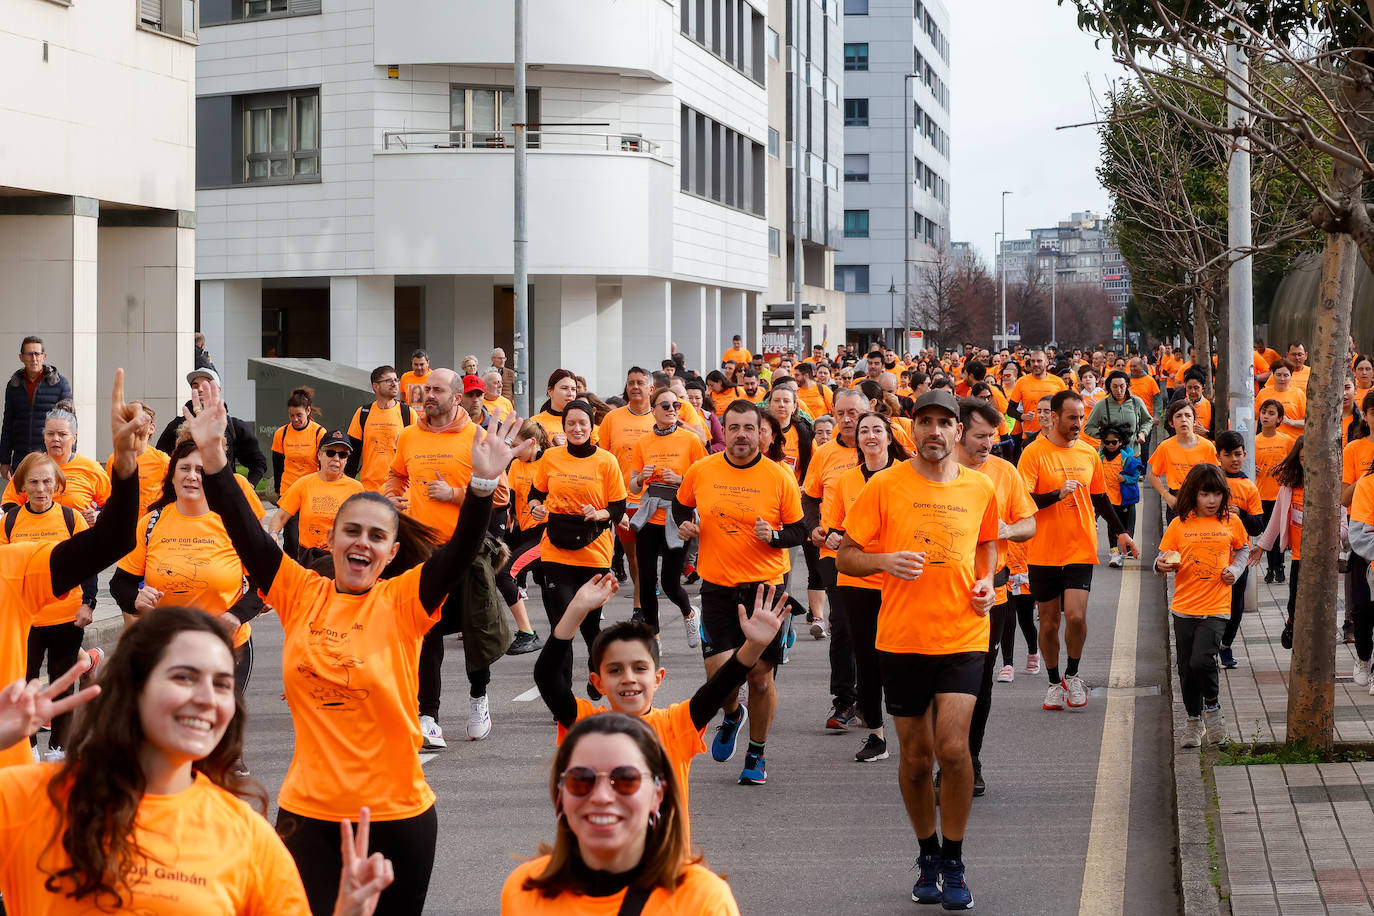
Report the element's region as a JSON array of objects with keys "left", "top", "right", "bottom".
[{"left": 909, "top": 247, "right": 969, "bottom": 353}]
